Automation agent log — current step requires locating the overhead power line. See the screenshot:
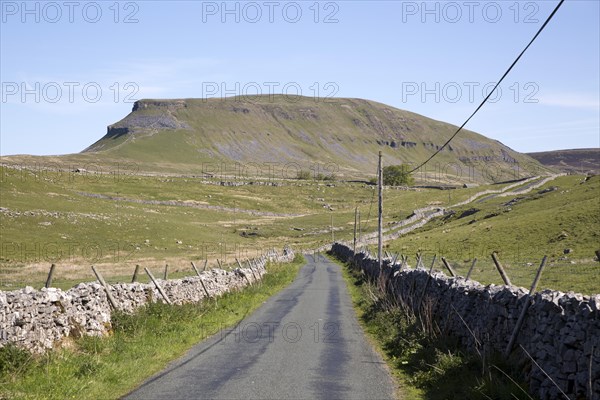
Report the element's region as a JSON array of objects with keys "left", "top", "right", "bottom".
[{"left": 409, "top": 0, "right": 565, "bottom": 174}]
